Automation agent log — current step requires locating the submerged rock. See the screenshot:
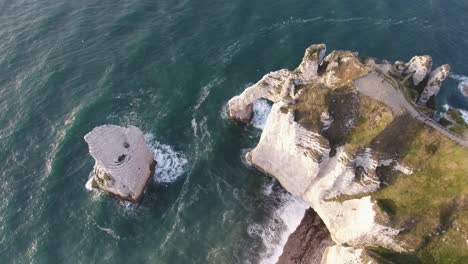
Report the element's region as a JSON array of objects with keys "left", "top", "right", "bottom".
[
  {"left": 84, "top": 125, "right": 156, "bottom": 203},
  {"left": 418, "top": 64, "right": 451, "bottom": 105}
]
